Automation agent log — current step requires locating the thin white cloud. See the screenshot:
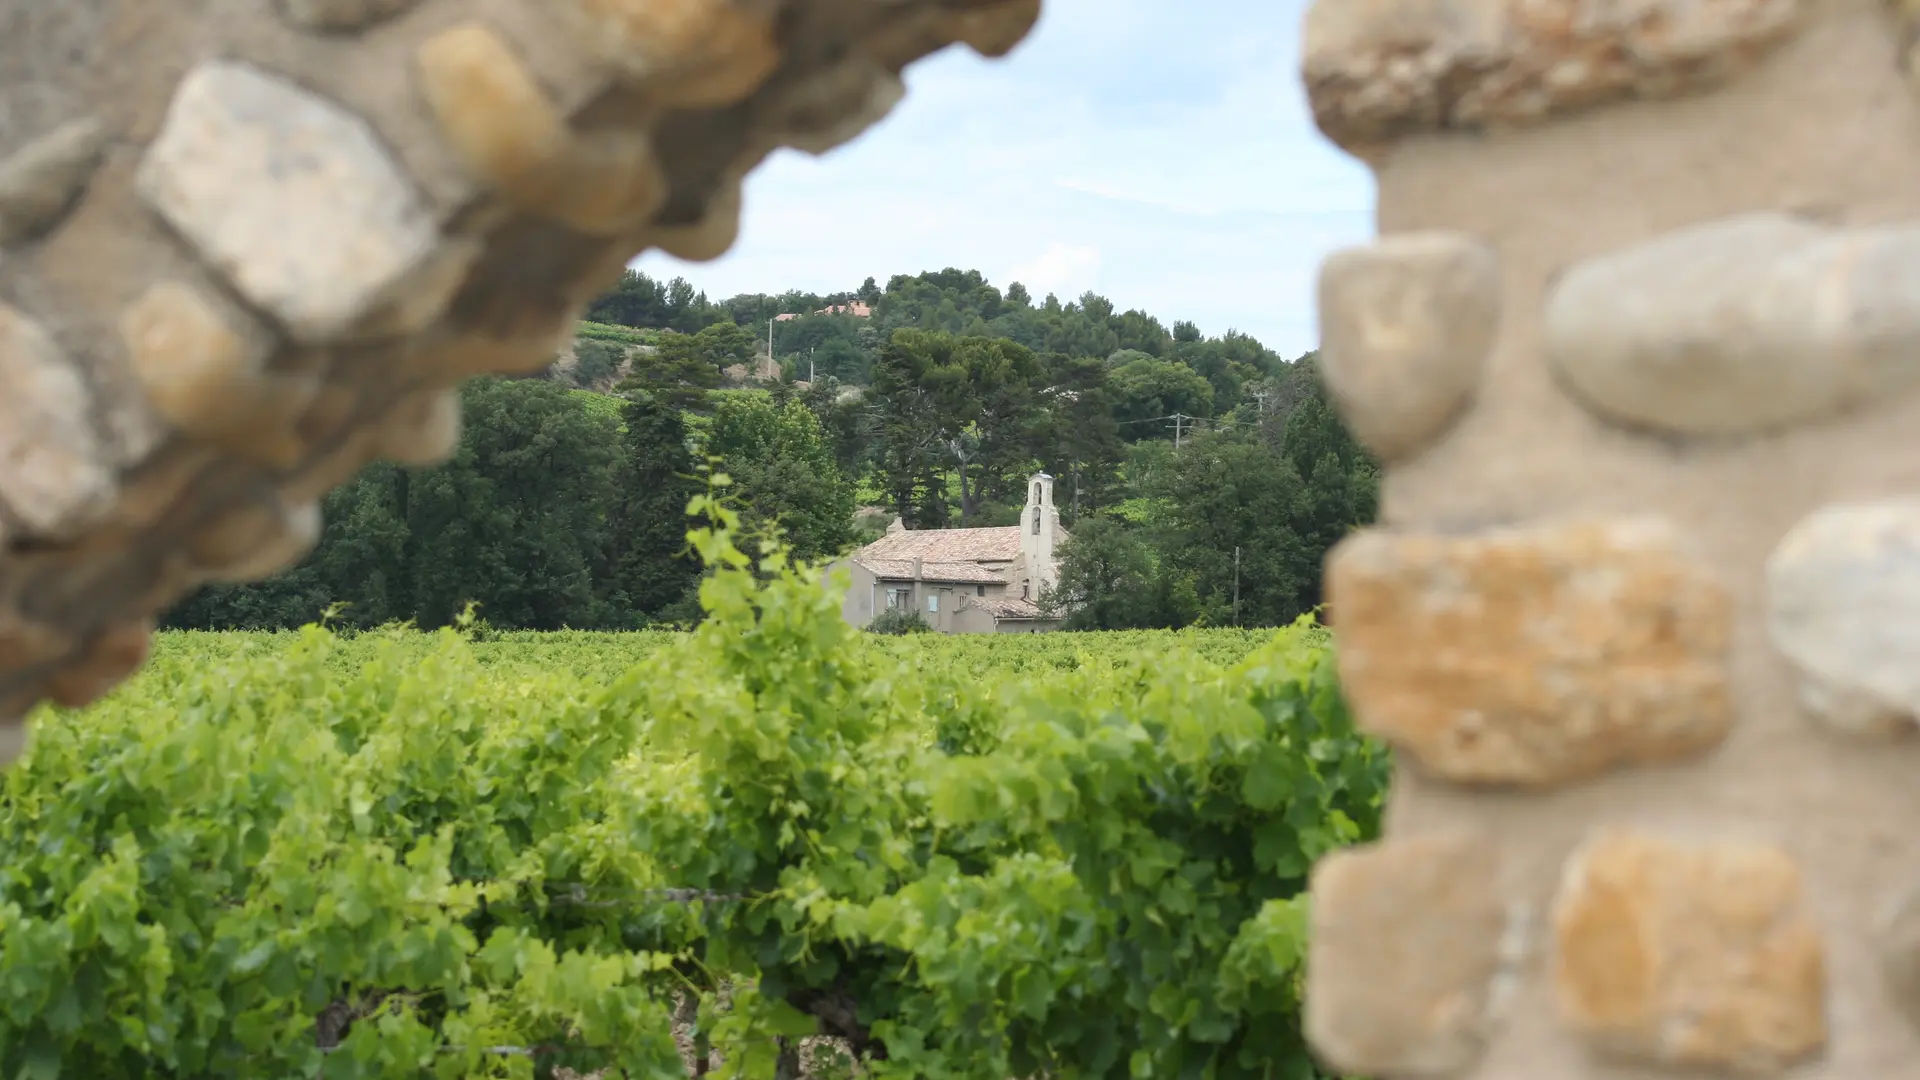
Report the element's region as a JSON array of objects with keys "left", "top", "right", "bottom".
[
  {"left": 1005, "top": 242, "right": 1103, "bottom": 299},
  {"left": 633, "top": 0, "right": 1376, "bottom": 357}
]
